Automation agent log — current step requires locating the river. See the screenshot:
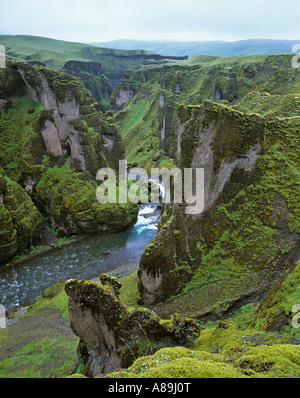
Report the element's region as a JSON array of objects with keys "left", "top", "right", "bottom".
[{"left": 0, "top": 204, "right": 161, "bottom": 310}]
